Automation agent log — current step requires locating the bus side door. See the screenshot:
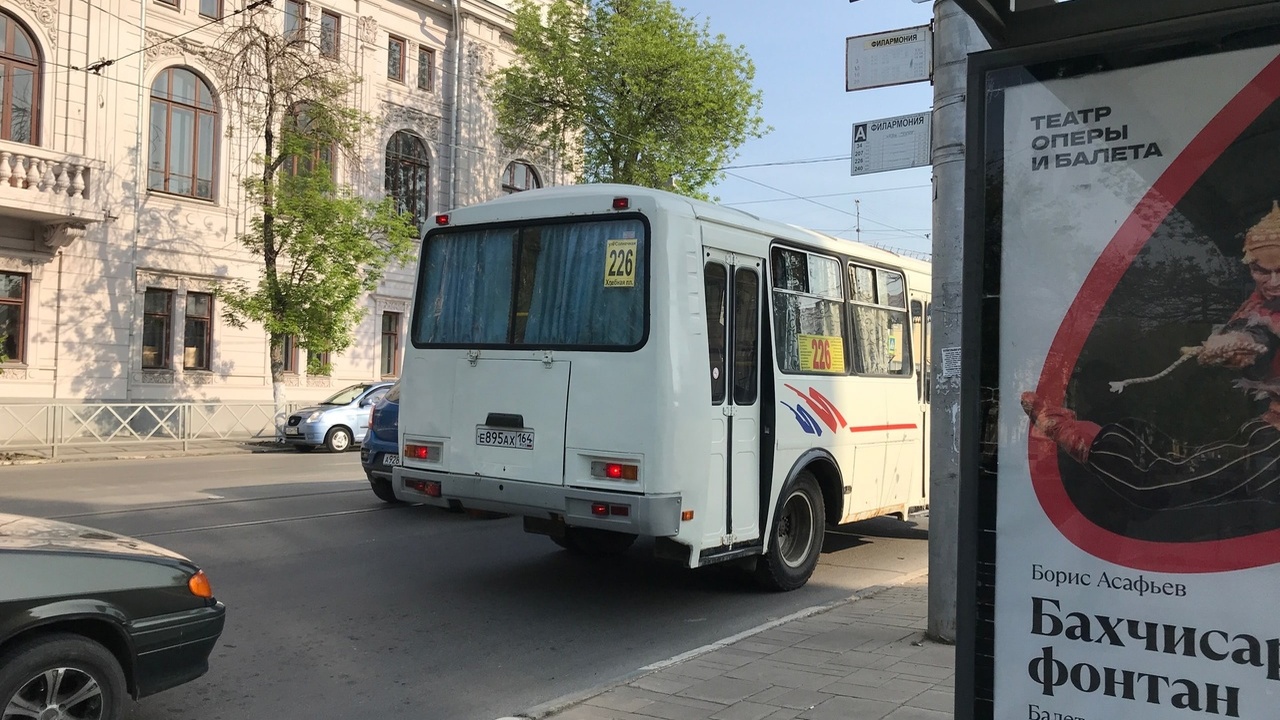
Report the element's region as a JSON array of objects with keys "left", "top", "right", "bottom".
[{"left": 703, "top": 247, "right": 763, "bottom": 545}]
